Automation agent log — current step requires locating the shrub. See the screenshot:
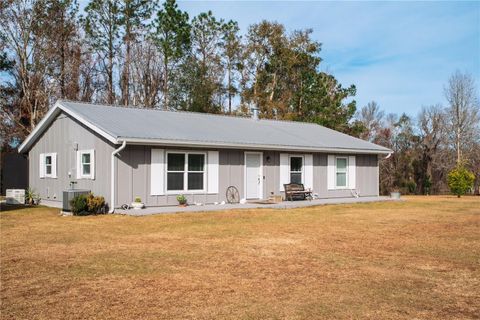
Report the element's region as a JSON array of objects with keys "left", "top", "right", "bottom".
[
  {"left": 424, "top": 175, "right": 432, "bottom": 195},
  {"left": 404, "top": 180, "right": 417, "bottom": 194},
  {"left": 134, "top": 196, "right": 142, "bottom": 203},
  {"left": 70, "top": 194, "right": 88, "bottom": 215},
  {"left": 25, "top": 188, "right": 38, "bottom": 205},
  {"left": 447, "top": 166, "right": 475, "bottom": 198},
  {"left": 70, "top": 193, "right": 106, "bottom": 215},
  {"left": 86, "top": 193, "right": 106, "bottom": 214}
]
